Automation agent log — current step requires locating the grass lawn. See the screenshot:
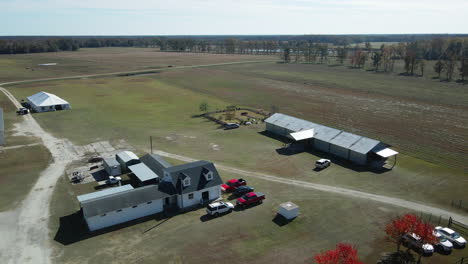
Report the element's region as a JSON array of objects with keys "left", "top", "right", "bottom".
[
  {"left": 0, "top": 93, "right": 50, "bottom": 211},
  {"left": 6, "top": 74, "right": 467, "bottom": 212},
  {"left": 49, "top": 168, "right": 467, "bottom": 264},
  {"left": 0, "top": 48, "right": 276, "bottom": 83}
]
